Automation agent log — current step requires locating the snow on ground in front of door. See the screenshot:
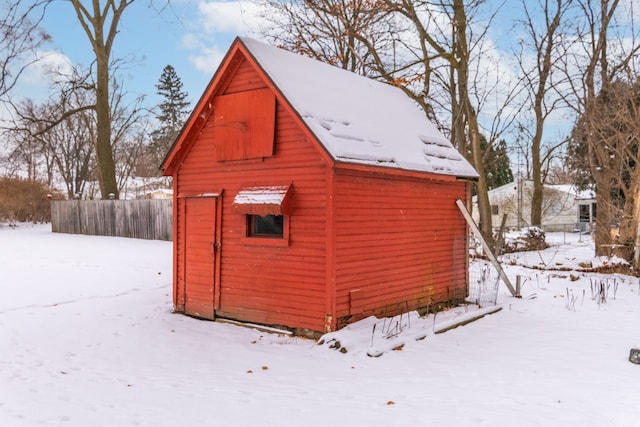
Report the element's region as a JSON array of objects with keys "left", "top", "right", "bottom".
[{"left": 1, "top": 223, "right": 639, "bottom": 427}]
